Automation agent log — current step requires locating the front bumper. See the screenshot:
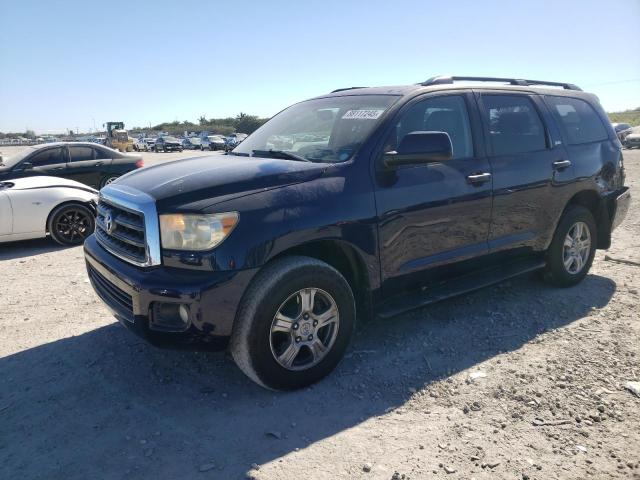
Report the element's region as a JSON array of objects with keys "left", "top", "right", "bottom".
[{"left": 84, "top": 234, "right": 258, "bottom": 347}]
